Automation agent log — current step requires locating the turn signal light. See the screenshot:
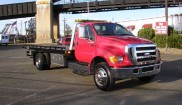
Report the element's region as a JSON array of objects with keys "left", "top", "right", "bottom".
[{"left": 109, "top": 56, "right": 123, "bottom": 63}]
